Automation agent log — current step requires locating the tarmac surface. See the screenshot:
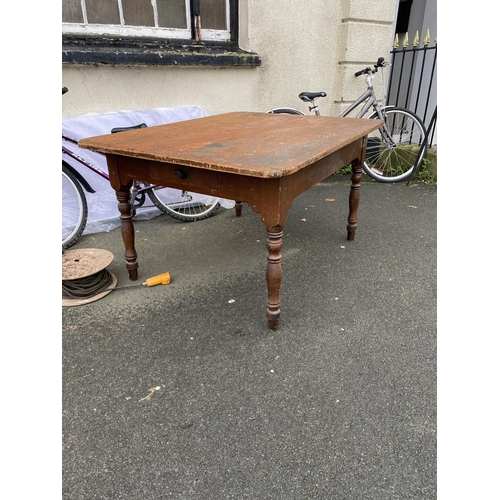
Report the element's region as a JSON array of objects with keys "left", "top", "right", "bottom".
[{"left": 62, "top": 173, "right": 437, "bottom": 499}]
